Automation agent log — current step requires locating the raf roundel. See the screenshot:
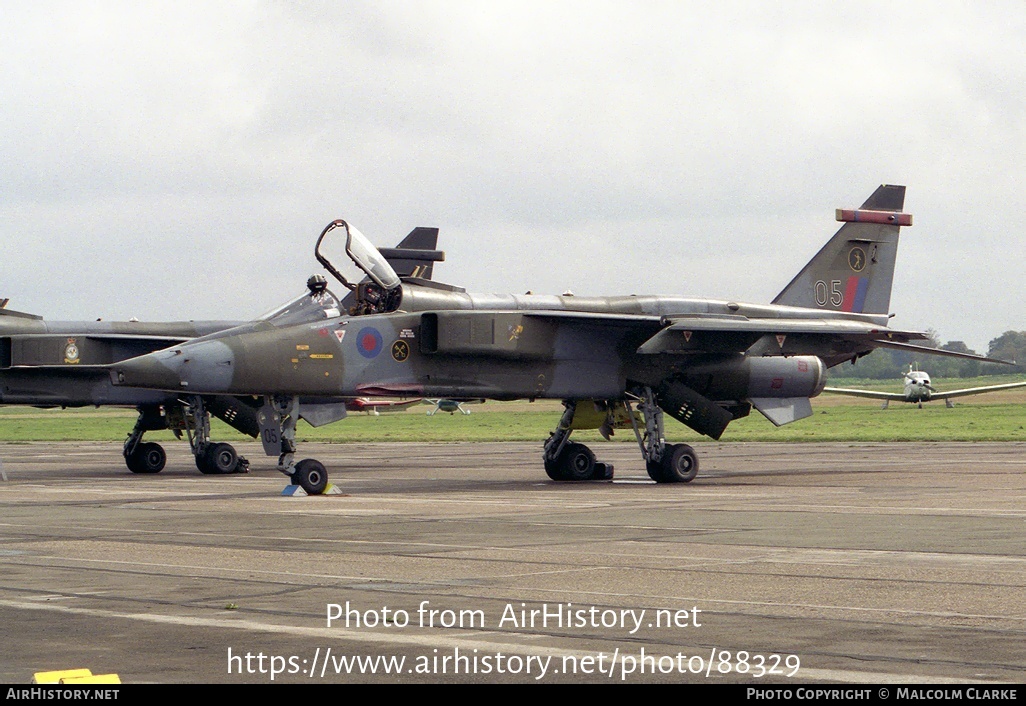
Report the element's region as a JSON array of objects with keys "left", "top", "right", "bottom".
[{"left": 356, "top": 327, "right": 383, "bottom": 359}]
